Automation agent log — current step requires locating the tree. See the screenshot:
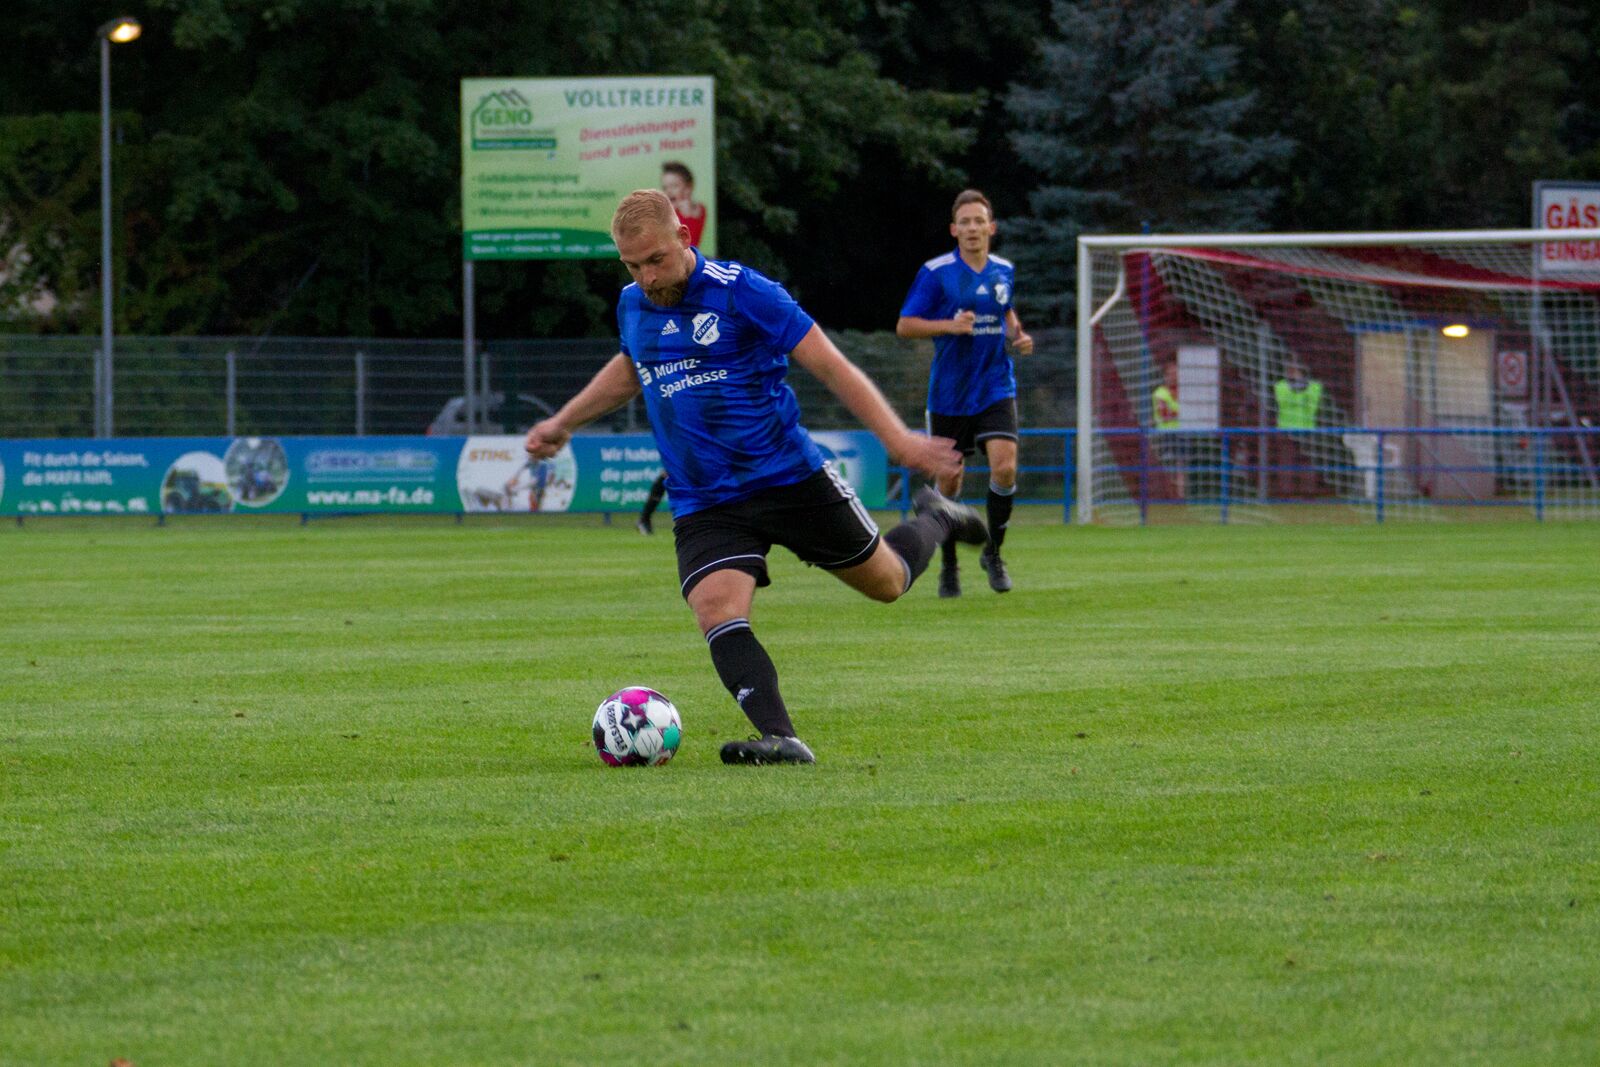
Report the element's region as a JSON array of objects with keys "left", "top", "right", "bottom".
[
  {"left": 1237, "top": 0, "right": 1593, "bottom": 233},
  {"left": 2, "top": 0, "right": 978, "bottom": 338},
  {"left": 1005, "top": 0, "right": 1293, "bottom": 320}
]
